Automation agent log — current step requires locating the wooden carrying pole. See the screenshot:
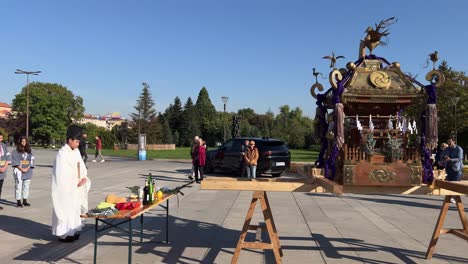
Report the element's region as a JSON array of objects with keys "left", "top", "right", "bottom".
[{"left": 231, "top": 191, "right": 283, "bottom": 264}]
